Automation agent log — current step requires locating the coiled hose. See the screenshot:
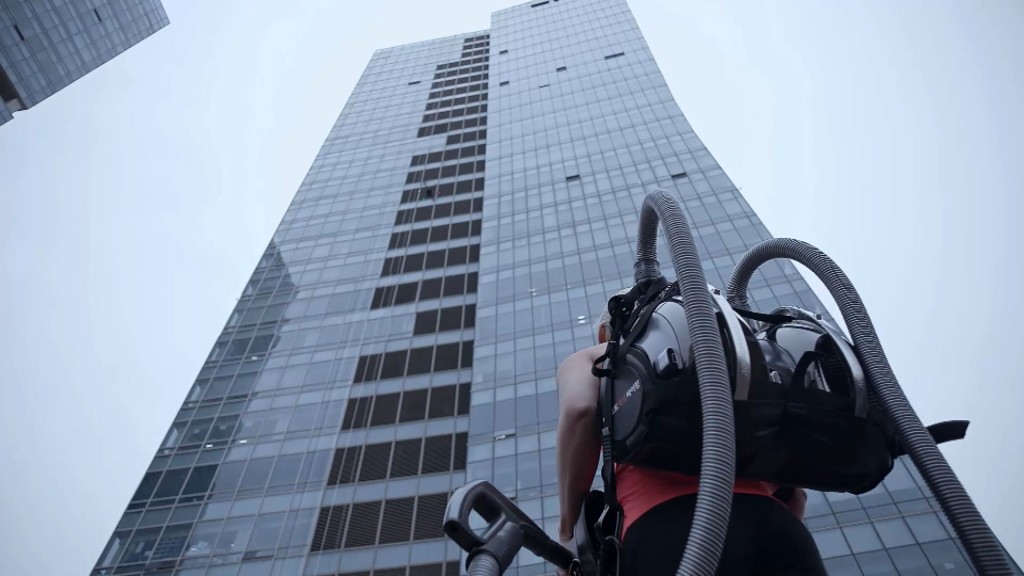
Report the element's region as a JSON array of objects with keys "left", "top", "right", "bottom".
[
  {"left": 634, "top": 189, "right": 736, "bottom": 576},
  {"left": 726, "top": 237, "right": 1012, "bottom": 575}
]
